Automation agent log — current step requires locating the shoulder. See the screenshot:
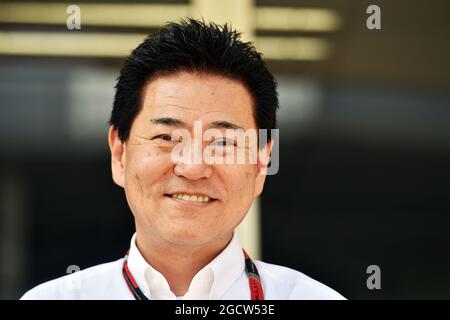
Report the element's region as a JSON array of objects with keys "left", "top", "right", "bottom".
[
  {"left": 254, "top": 260, "right": 346, "bottom": 300},
  {"left": 20, "top": 258, "right": 126, "bottom": 300}
]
